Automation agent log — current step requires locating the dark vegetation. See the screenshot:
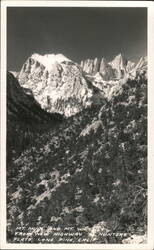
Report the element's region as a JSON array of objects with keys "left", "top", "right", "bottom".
[
  {"left": 7, "top": 72, "right": 63, "bottom": 161},
  {"left": 7, "top": 117, "right": 63, "bottom": 162},
  {"left": 7, "top": 75, "right": 147, "bottom": 243}
]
